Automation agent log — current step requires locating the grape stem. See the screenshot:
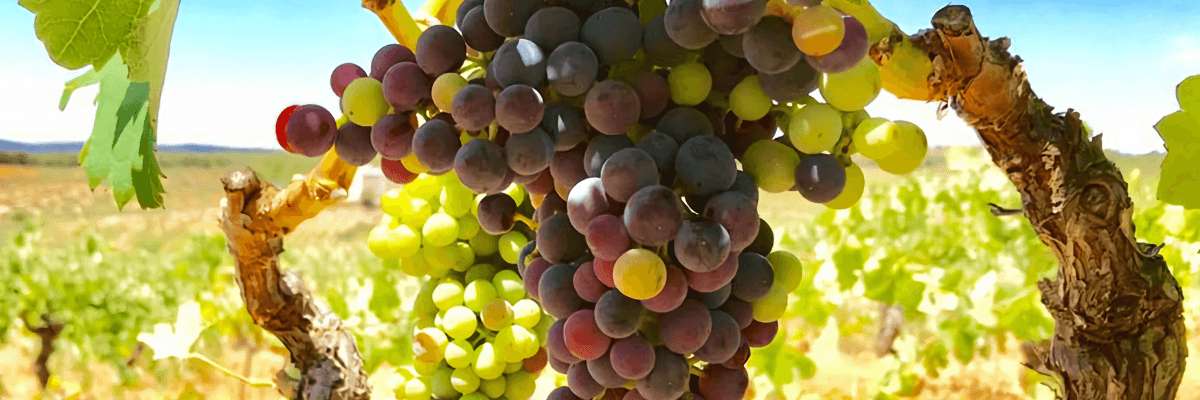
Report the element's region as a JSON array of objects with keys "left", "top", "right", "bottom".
[
  {"left": 986, "top": 203, "right": 1022, "bottom": 217},
  {"left": 187, "top": 353, "right": 276, "bottom": 389},
  {"left": 514, "top": 214, "right": 539, "bottom": 232}
]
